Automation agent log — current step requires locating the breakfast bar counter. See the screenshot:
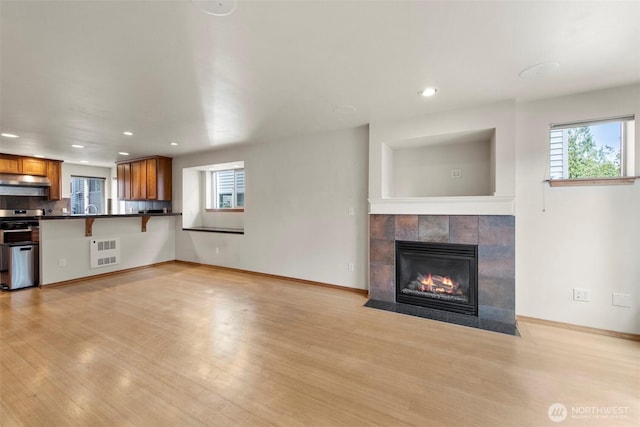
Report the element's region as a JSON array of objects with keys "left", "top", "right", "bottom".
[
  {"left": 38, "top": 213, "right": 179, "bottom": 286},
  {"left": 40, "top": 212, "right": 181, "bottom": 236}
]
